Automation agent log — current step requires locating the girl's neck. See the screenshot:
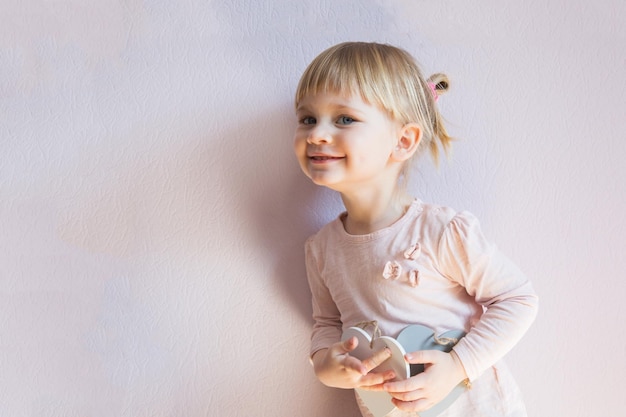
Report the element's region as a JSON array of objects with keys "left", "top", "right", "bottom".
[{"left": 340, "top": 189, "right": 413, "bottom": 235}]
